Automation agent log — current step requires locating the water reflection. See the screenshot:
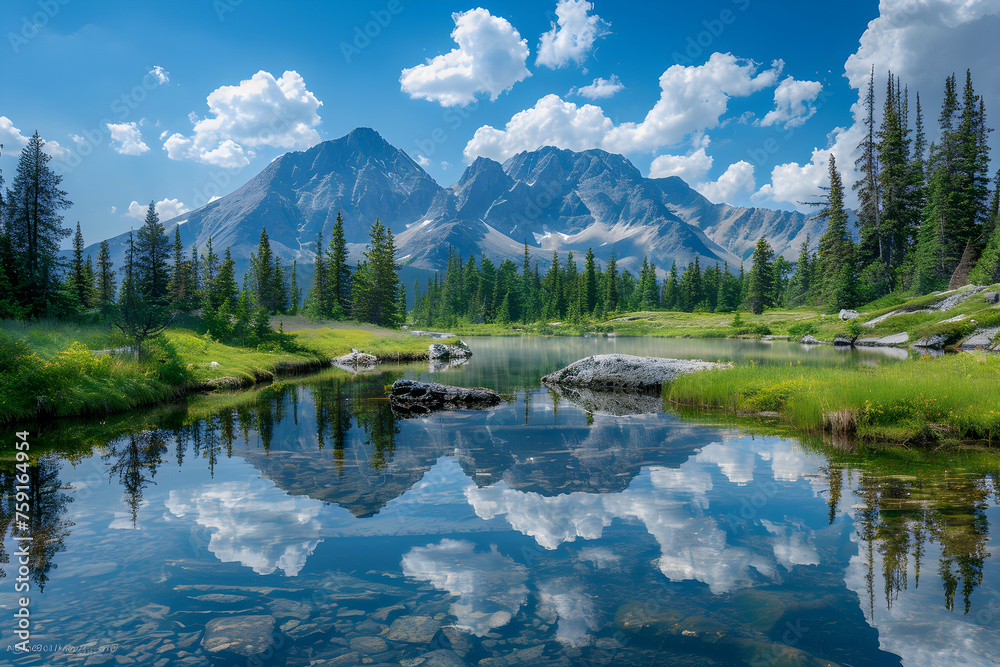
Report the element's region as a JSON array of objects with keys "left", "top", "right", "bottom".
[{"left": 1, "top": 358, "right": 997, "bottom": 666}]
